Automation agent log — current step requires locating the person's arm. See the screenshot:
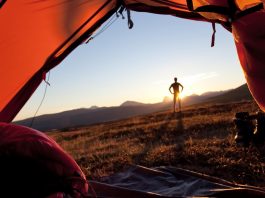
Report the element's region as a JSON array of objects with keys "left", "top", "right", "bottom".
[
  {"left": 169, "top": 85, "right": 173, "bottom": 94},
  {"left": 180, "top": 83, "right": 184, "bottom": 92}
]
